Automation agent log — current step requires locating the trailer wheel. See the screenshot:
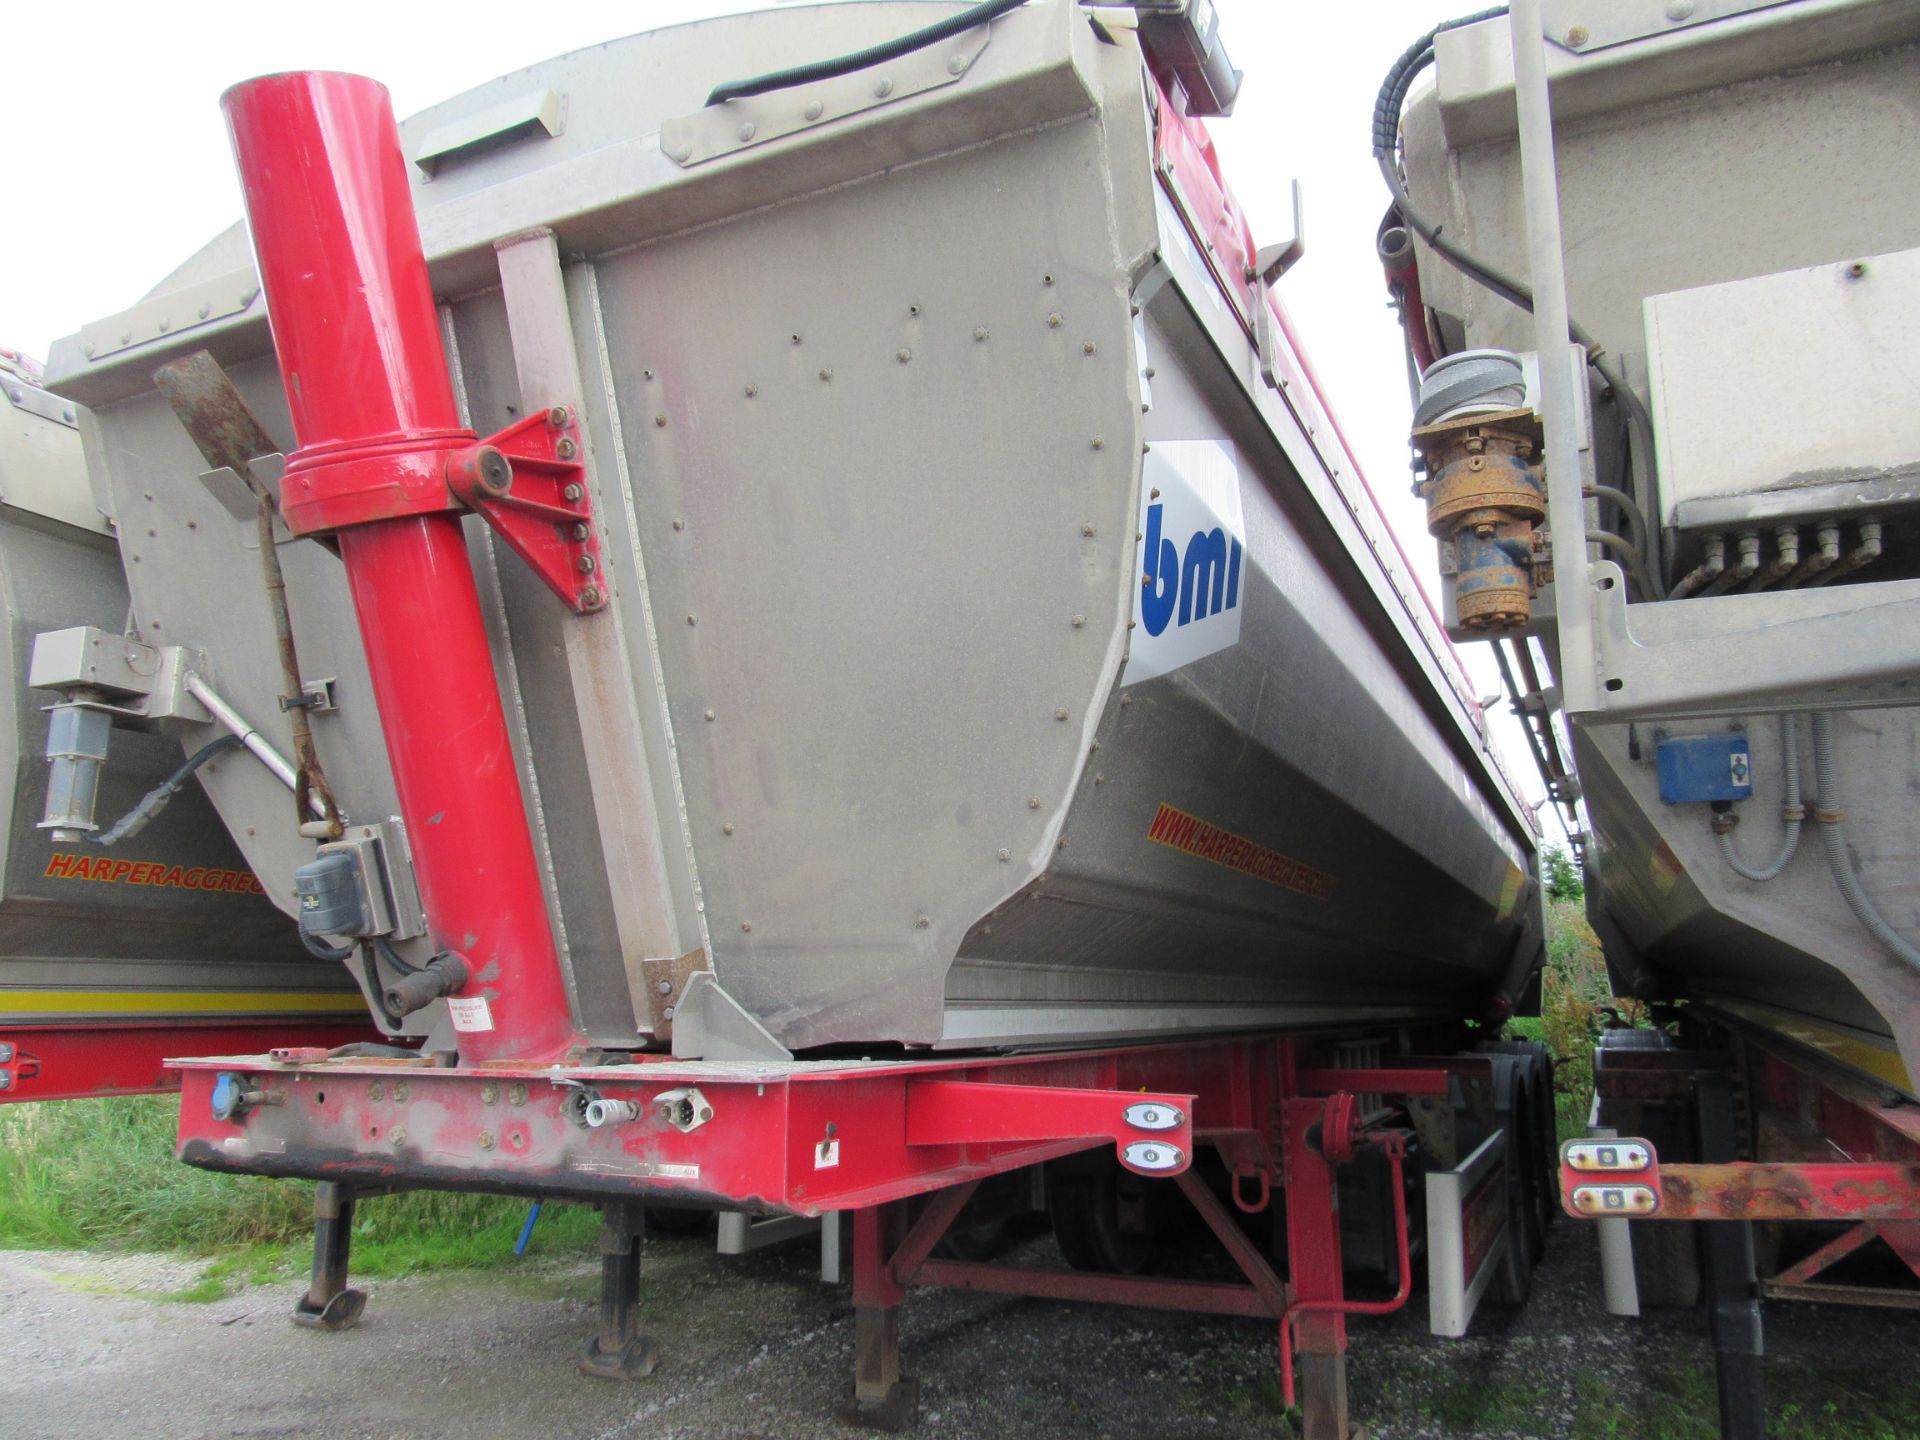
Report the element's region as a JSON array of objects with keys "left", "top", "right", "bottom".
[
  {"left": 1484, "top": 1040, "right": 1560, "bottom": 1253},
  {"left": 1046, "top": 1161, "right": 1154, "bottom": 1275}
]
